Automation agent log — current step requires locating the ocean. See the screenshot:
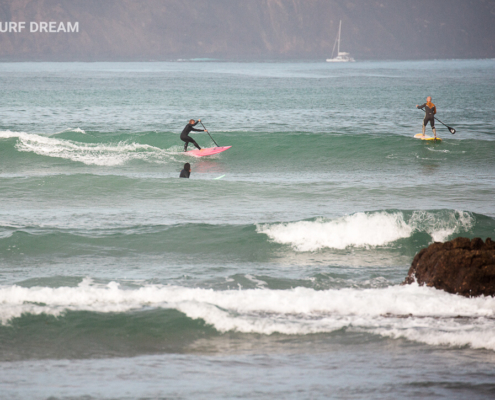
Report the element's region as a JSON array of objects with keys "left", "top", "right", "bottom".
[{"left": 1, "top": 60, "right": 495, "bottom": 399}]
